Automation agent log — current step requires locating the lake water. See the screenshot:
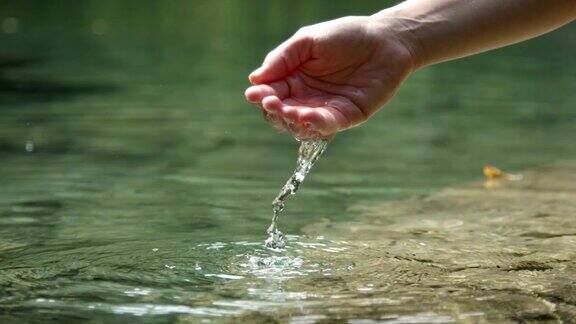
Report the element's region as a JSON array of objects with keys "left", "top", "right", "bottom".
[{"left": 1, "top": 1, "right": 575, "bottom": 322}]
